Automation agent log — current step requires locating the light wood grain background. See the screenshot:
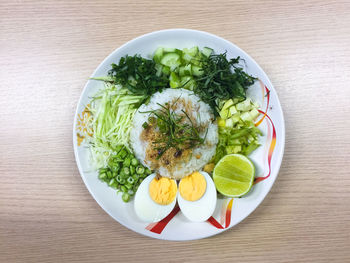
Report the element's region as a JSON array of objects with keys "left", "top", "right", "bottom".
[{"left": 1, "top": 0, "right": 350, "bottom": 262}]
